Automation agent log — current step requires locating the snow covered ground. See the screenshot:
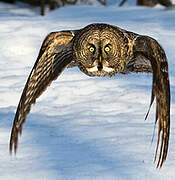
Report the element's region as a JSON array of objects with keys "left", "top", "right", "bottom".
[{"left": 0, "top": 1, "right": 175, "bottom": 179}]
